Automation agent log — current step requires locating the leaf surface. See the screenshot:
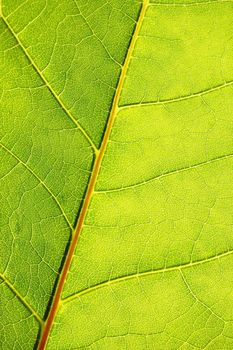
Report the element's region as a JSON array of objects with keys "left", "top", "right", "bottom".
[{"left": 0, "top": 0, "right": 233, "bottom": 349}]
